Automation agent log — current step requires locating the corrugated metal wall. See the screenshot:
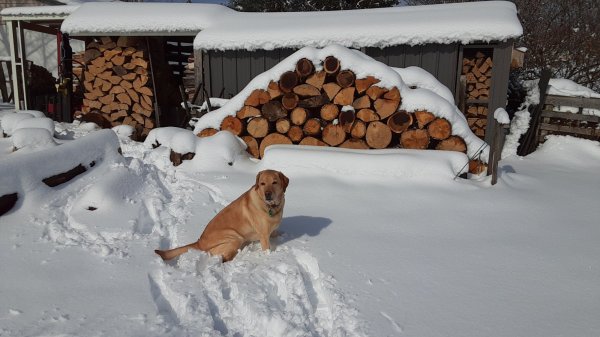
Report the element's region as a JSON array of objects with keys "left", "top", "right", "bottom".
[
  {"left": 364, "top": 43, "right": 459, "bottom": 99},
  {"left": 202, "top": 43, "right": 459, "bottom": 102}
]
